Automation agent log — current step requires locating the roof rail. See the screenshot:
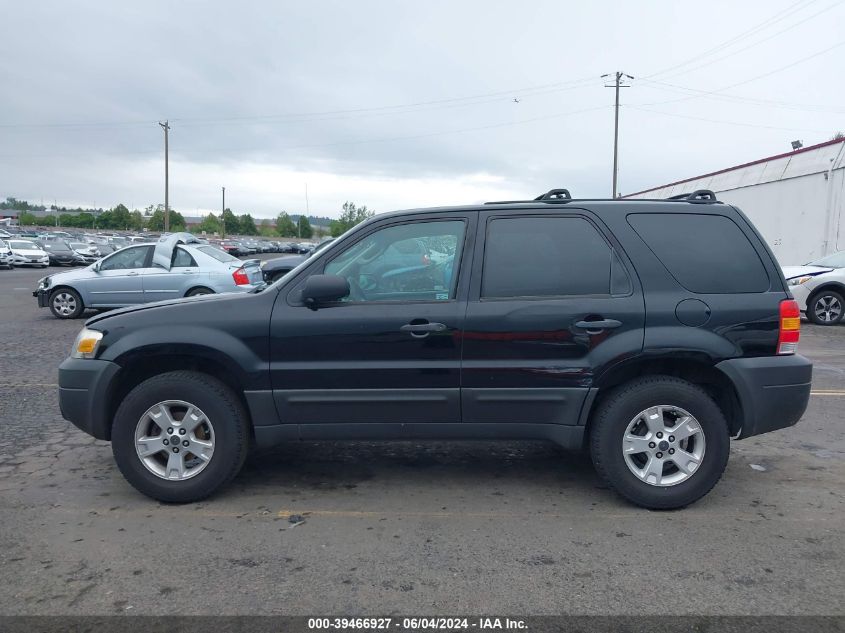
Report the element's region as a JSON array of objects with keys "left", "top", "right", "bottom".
[
  {"left": 666, "top": 189, "right": 719, "bottom": 203},
  {"left": 534, "top": 188, "right": 572, "bottom": 201}
]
